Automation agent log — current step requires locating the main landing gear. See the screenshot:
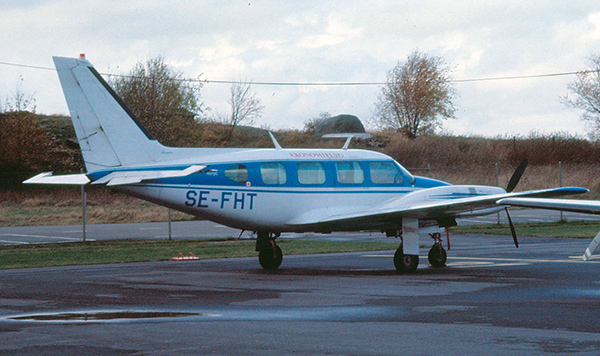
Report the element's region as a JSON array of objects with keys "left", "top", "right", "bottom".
[
  {"left": 256, "top": 231, "right": 282, "bottom": 270},
  {"left": 393, "top": 244, "right": 419, "bottom": 273},
  {"left": 393, "top": 231, "right": 448, "bottom": 273}
]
